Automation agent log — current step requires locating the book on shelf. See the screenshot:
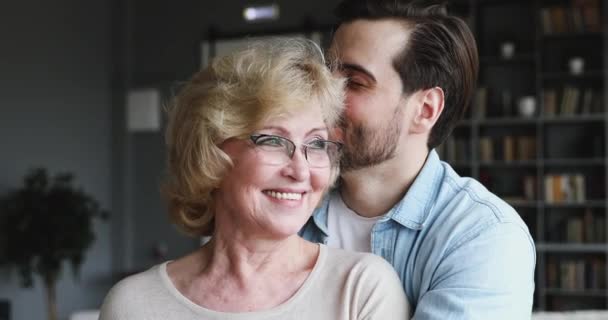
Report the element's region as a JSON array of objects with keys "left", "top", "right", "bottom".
[
  {"left": 589, "top": 258, "right": 607, "bottom": 290},
  {"left": 541, "top": 0, "right": 602, "bottom": 34},
  {"left": 541, "top": 8, "right": 553, "bottom": 34},
  {"left": 479, "top": 137, "right": 493, "bottom": 162},
  {"left": 550, "top": 6, "right": 569, "bottom": 34},
  {"left": 503, "top": 136, "right": 515, "bottom": 162},
  {"left": 517, "top": 136, "right": 536, "bottom": 160},
  {"left": 577, "top": 210, "right": 607, "bottom": 243},
  {"left": 544, "top": 174, "right": 586, "bottom": 204},
  {"left": 583, "top": 209, "right": 594, "bottom": 241},
  {"left": 590, "top": 89, "right": 604, "bottom": 113},
  {"left": 588, "top": 214, "right": 607, "bottom": 243},
  {"left": 570, "top": 2, "right": 585, "bottom": 32},
  {"left": 559, "top": 86, "right": 580, "bottom": 115},
  {"left": 566, "top": 217, "right": 584, "bottom": 242},
  {"left": 523, "top": 175, "right": 536, "bottom": 200},
  {"left": 551, "top": 209, "right": 605, "bottom": 243},
  {"left": 561, "top": 260, "right": 586, "bottom": 290},
  {"left": 577, "top": 0, "right": 602, "bottom": 33},
  {"left": 580, "top": 88, "right": 593, "bottom": 114},
  {"left": 543, "top": 87, "right": 603, "bottom": 116},
  {"left": 543, "top": 89, "right": 558, "bottom": 116},
  {"left": 474, "top": 87, "right": 487, "bottom": 119},
  {"left": 558, "top": 87, "right": 568, "bottom": 115},
  {"left": 479, "top": 136, "right": 537, "bottom": 162},
  {"left": 546, "top": 257, "right": 606, "bottom": 290},
  {"left": 484, "top": 175, "right": 538, "bottom": 203},
  {"left": 547, "top": 256, "right": 559, "bottom": 288}
]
